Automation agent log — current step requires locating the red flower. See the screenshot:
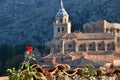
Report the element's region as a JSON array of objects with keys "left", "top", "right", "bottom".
[{"left": 26, "top": 46, "right": 33, "bottom": 52}]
